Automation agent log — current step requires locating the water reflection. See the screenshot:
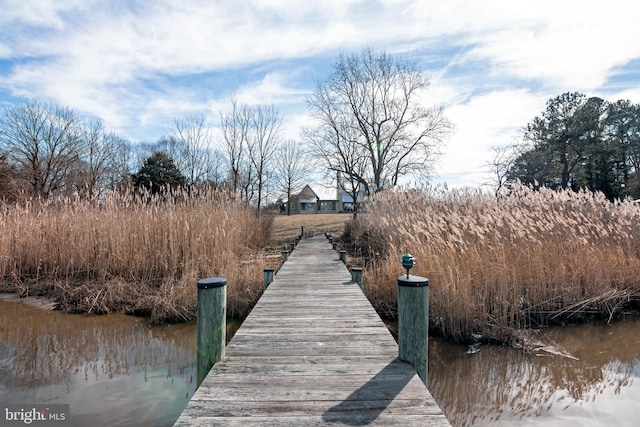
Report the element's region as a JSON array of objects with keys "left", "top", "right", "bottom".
[
  {"left": 3, "top": 298, "right": 639, "bottom": 426},
  {"left": 429, "top": 317, "right": 640, "bottom": 426},
  {"left": 0, "top": 300, "right": 198, "bottom": 426}
]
